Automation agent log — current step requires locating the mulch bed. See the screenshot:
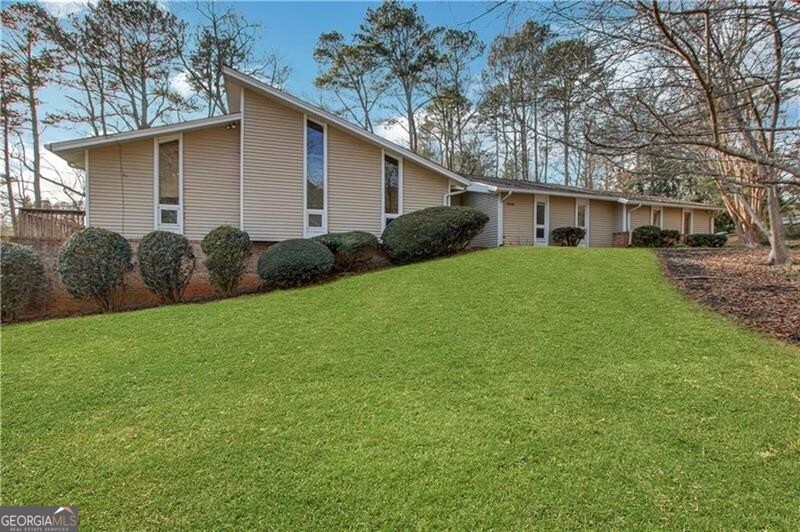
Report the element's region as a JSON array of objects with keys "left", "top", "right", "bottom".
[{"left": 658, "top": 247, "right": 800, "bottom": 345}]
